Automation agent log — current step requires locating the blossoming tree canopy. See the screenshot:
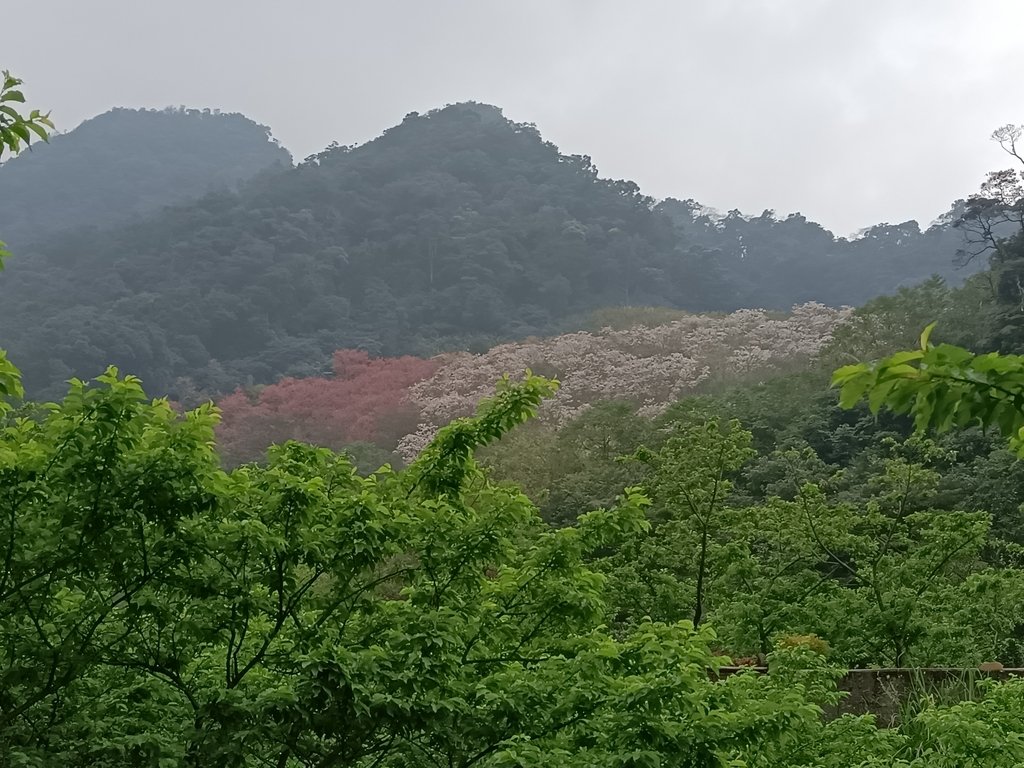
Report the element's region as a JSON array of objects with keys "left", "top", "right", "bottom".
[
  {"left": 400, "top": 302, "right": 851, "bottom": 459},
  {"left": 216, "top": 349, "right": 439, "bottom": 466}
]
